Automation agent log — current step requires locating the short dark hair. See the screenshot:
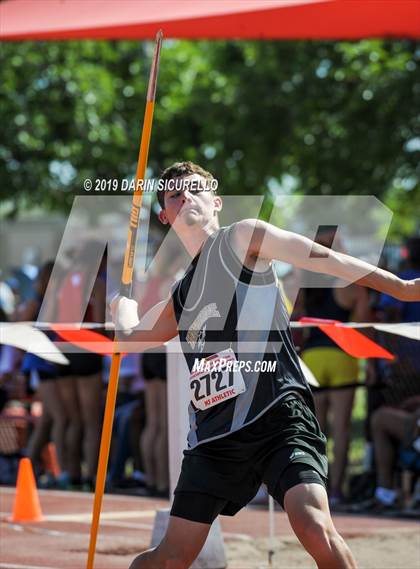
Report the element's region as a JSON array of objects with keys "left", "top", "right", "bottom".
[{"left": 157, "top": 161, "right": 214, "bottom": 209}]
